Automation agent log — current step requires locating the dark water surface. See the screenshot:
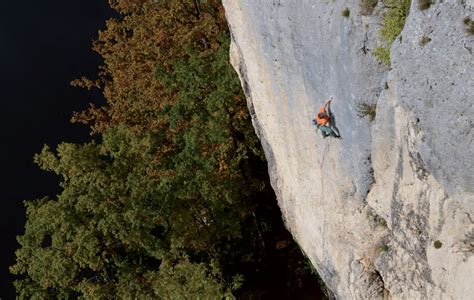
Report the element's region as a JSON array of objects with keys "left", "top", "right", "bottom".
[{"left": 0, "top": 1, "right": 112, "bottom": 297}]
